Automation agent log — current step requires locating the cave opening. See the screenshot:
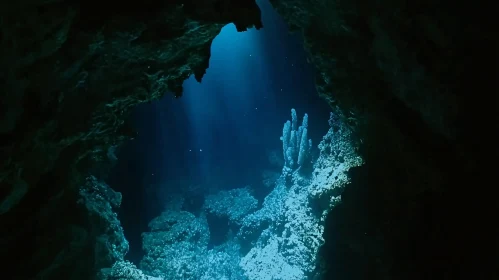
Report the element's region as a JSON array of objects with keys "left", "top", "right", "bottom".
[
  {"left": 106, "top": 0, "right": 333, "bottom": 274},
  {"left": 0, "top": 0, "right": 494, "bottom": 278}
]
